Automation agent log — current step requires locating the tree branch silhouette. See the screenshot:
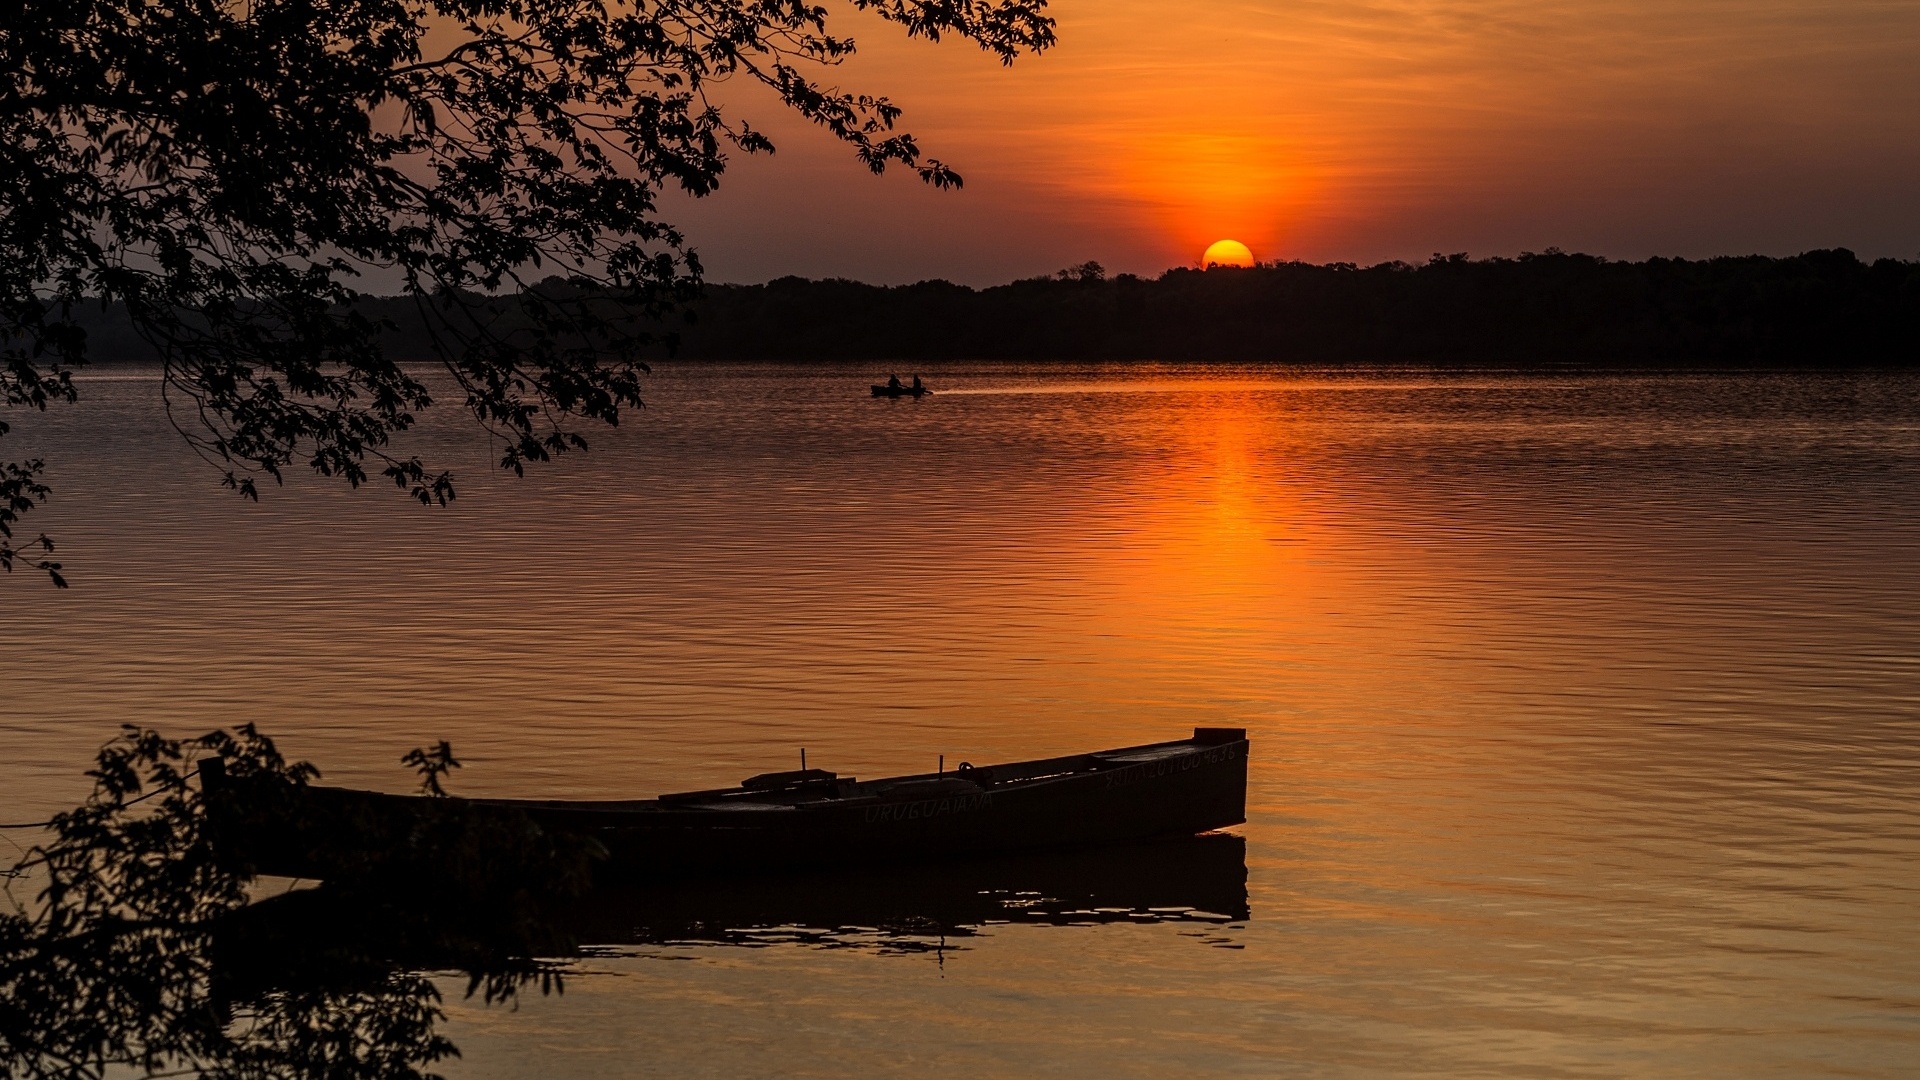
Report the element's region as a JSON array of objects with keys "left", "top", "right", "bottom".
[{"left": 0, "top": 0, "right": 1056, "bottom": 583}]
